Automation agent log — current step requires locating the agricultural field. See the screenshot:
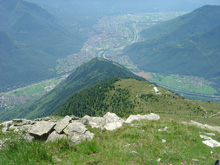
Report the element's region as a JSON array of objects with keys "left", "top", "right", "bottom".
[
  {"left": 0, "top": 75, "right": 68, "bottom": 110},
  {"left": 149, "top": 73, "right": 217, "bottom": 95}
]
